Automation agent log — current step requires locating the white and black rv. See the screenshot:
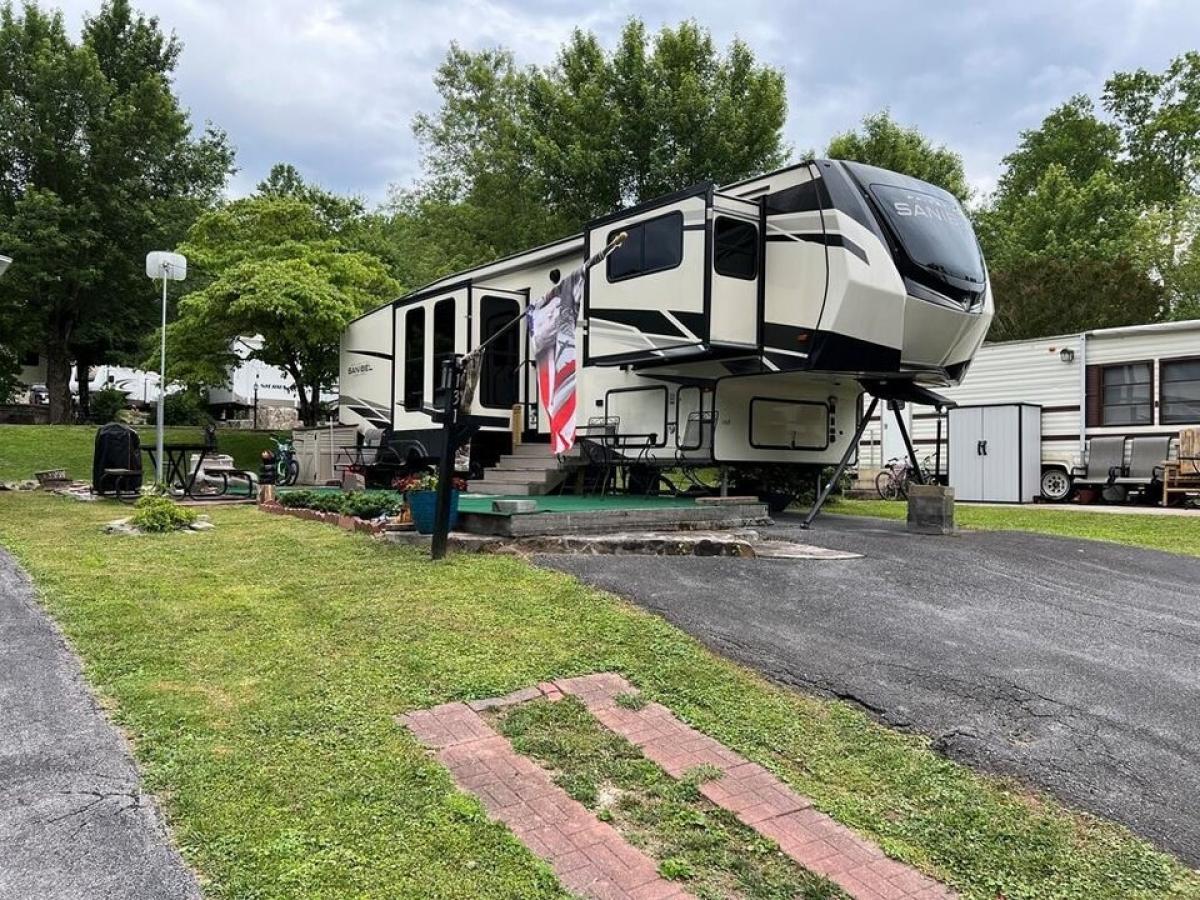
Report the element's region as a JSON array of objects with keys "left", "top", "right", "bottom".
[{"left": 339, "top": 159, "right": 994, "bottom": 480}]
